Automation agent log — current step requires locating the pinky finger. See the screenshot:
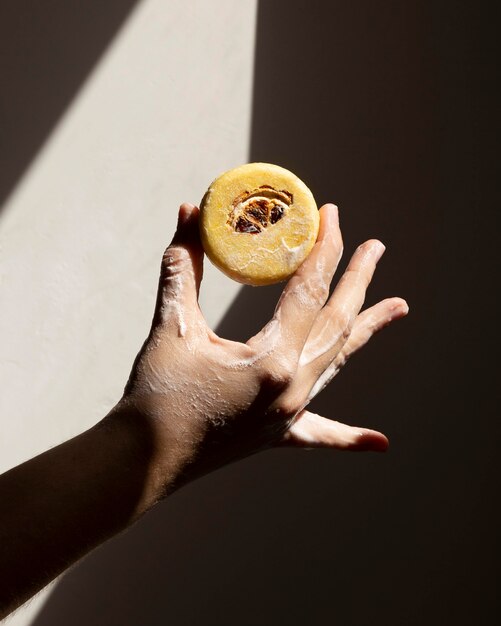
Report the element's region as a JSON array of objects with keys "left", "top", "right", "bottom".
[
  {"left": 303, "top": 297, "right": 409, "bottom": 404},
  {"left": 278, "top": 410, "right": 389, "bottom": 451},
  {"left": 335, "top": 297, "right": 409, "bottom": 369}
]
